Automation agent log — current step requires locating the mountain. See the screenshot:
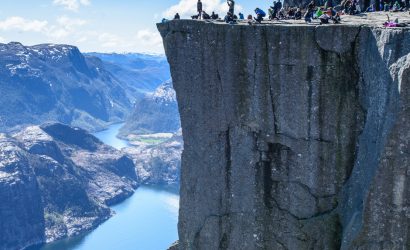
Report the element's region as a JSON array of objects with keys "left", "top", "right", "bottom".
[
  {"left": 0, "top": 123, "right": 138, "bottom": 250},
  {"left": 120, "top": 79, "right": 181, "bottom": 136},
  {"left": 85, "top": 52, "right": 171, "bottom": 93},
  {"left": 123, "top": 130, "right": 182, "bottom": 185},
  {"left": 0, "top": 42, "right": 134, "bottom": 133}
]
